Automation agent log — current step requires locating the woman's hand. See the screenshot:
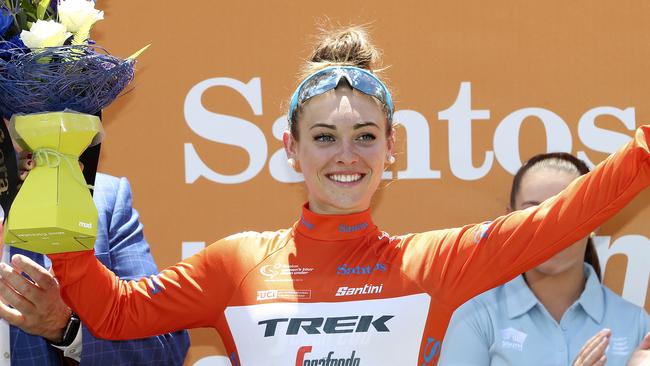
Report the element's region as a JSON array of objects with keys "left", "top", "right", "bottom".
[
  {"left": 573, "top": 329, "right": 611, "bottom": 366},
  {"left": 16, "top": 150, "right": 83, "bottom": 189},
  {"left": 627, "top": 332, "right": 650, "bottom": 366},
  {"left": 17, "top": 151, "right": 34, "bottom": 187}
]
